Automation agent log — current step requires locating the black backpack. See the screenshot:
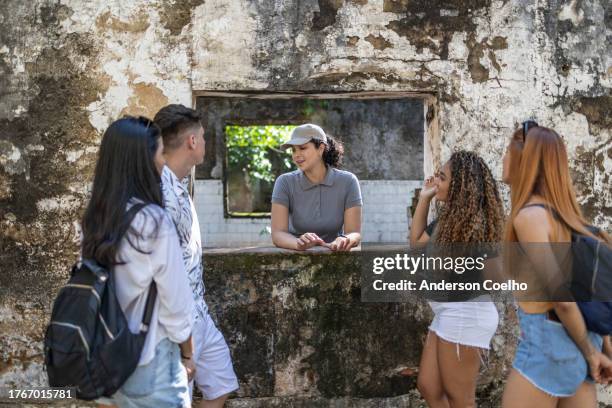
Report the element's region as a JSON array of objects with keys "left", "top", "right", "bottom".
[
  {"left": 570, "top": 228, "right": 612, "bottom": 335},
  {"left": 44, "top": 259, "right": 157, "bottom": 400},
  {"left": 523, "top": 204, "right": 612, "bottom": 335}
]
